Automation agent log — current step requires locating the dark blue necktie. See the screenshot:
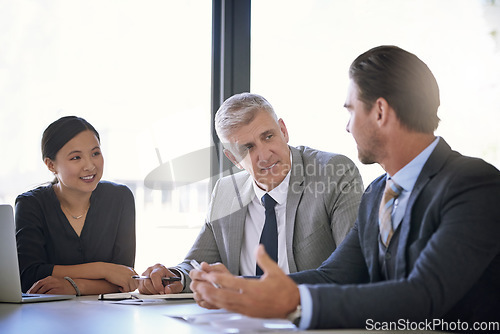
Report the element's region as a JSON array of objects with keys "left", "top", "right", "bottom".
[{"left": 257, "top": 193, "right": 278, "bottom": 275}]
